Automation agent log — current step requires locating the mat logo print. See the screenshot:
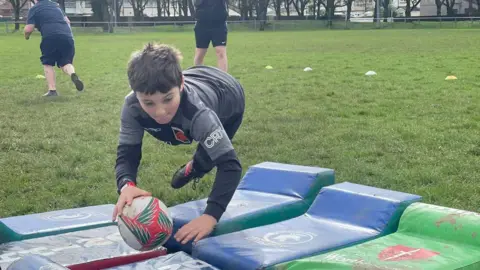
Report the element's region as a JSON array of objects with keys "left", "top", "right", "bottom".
[
  {"left": 42, "top": 212, "right": 93, "bottom": 221},
  {"left": 246, "top": 231, "right": 316, "bottom": 247},
  {"left": 378, "top": 245, "right": 440, "bottom": 261},
  {"left": 320, "top": 253, "right": 410, "bottom": 270}
]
